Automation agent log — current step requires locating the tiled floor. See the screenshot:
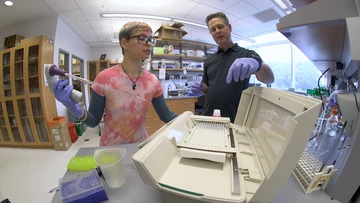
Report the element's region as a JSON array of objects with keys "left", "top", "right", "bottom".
[{"left": 0, "top": 124, "right": 102, "bottom": 203}]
